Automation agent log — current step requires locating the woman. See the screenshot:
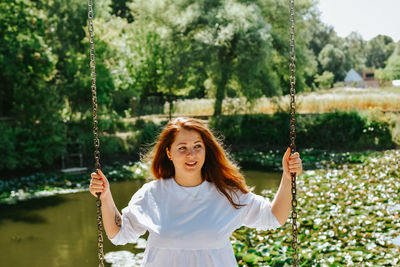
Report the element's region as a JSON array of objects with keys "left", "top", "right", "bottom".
[{"left": 89, "top": 117, "right": 302, "bottom": 267}]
